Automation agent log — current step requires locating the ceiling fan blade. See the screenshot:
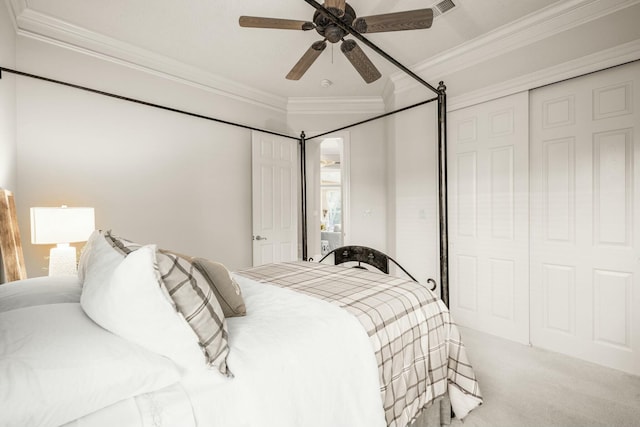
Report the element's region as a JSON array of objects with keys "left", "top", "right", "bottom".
[
  {"left": 353, "top": 9, "right": 433, "bottom": 33},
  {"left": 340, "top": 40, "right": 381, "bottom": 84},
  {"left": 286, "top": 41, "right": 327, "bottom": 80},
  {"left": 239, "top": 16, "right": 315, "bottom": 31},
  {"left": 324, "top": 0, "right": 346, "bottom": 16}
]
